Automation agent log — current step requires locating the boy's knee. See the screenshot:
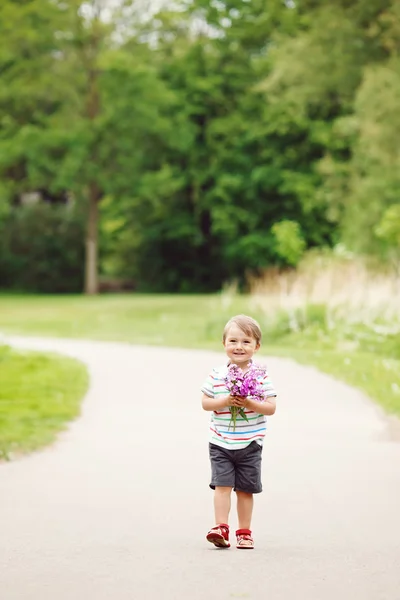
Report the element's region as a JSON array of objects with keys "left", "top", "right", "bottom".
[
  {"left": 235, "top": 490, "right": 253, "bottom": 497},
  {"left": 215, "top": 486, "right": 233, "bottom": 494}
]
